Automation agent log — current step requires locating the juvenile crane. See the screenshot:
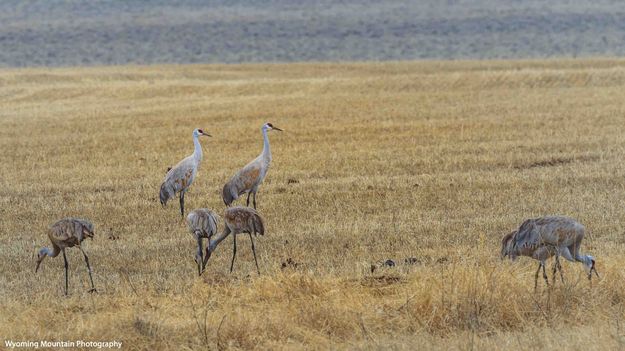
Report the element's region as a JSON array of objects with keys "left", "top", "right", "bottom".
[
  {"left": 501, "top": 230, "right": 563, "bottom": 290},
  {"left": 186, "top": 208, "right": 219, "bottom": 276},
  {"left": 160, "top": 128, "right": 211, "bottom": 217},
  {"left": 505, "top": 215, "right": 599, "bottom": 284},
  {"left": 203, "top": 206, "right": 265, "bottom": 275},
  {"left": 222, "top": 122, "right": 282, "bottom": 209},
  {"left": 35, "top": 218, "right": 97, "bottom": 295}
]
